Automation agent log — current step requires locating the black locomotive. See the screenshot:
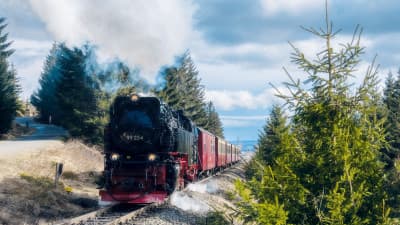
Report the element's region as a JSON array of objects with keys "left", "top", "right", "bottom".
[{"left": 100, "top": 94, "right": 240, "bottom": 204}]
